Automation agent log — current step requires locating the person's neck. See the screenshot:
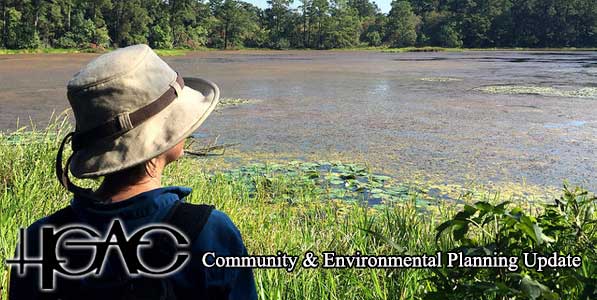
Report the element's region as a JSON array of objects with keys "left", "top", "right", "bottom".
[{"left": 96, "top": 177, "right": 162, "bottom": 203}]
